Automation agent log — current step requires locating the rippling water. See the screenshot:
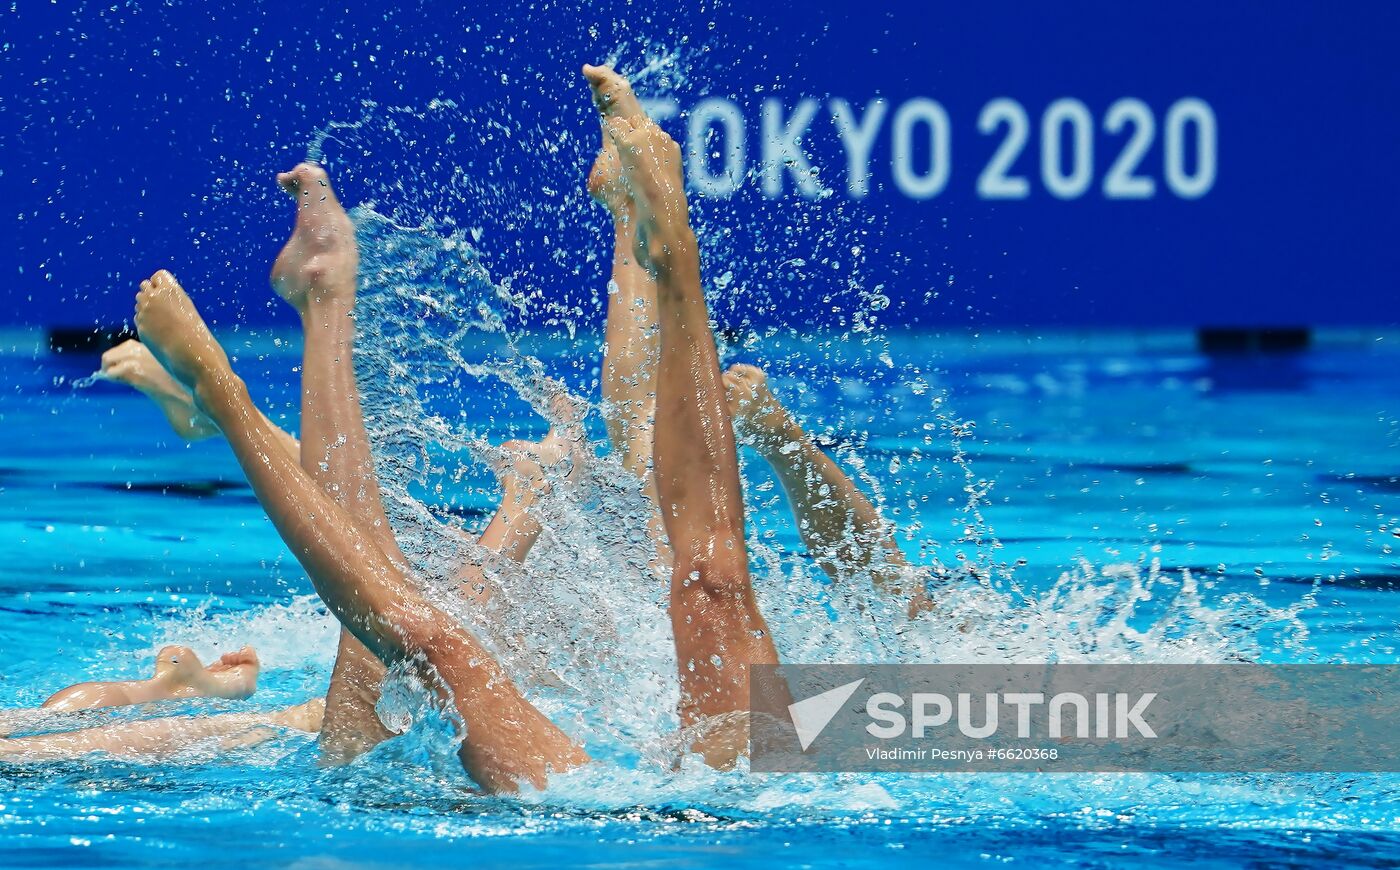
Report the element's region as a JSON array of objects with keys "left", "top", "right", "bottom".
[
  {"left": 2, "top": 68, "right": 1398, "bottom": 865},
  {"left": 3, "top": 313, "right": 1398, "bottom": 864}
]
